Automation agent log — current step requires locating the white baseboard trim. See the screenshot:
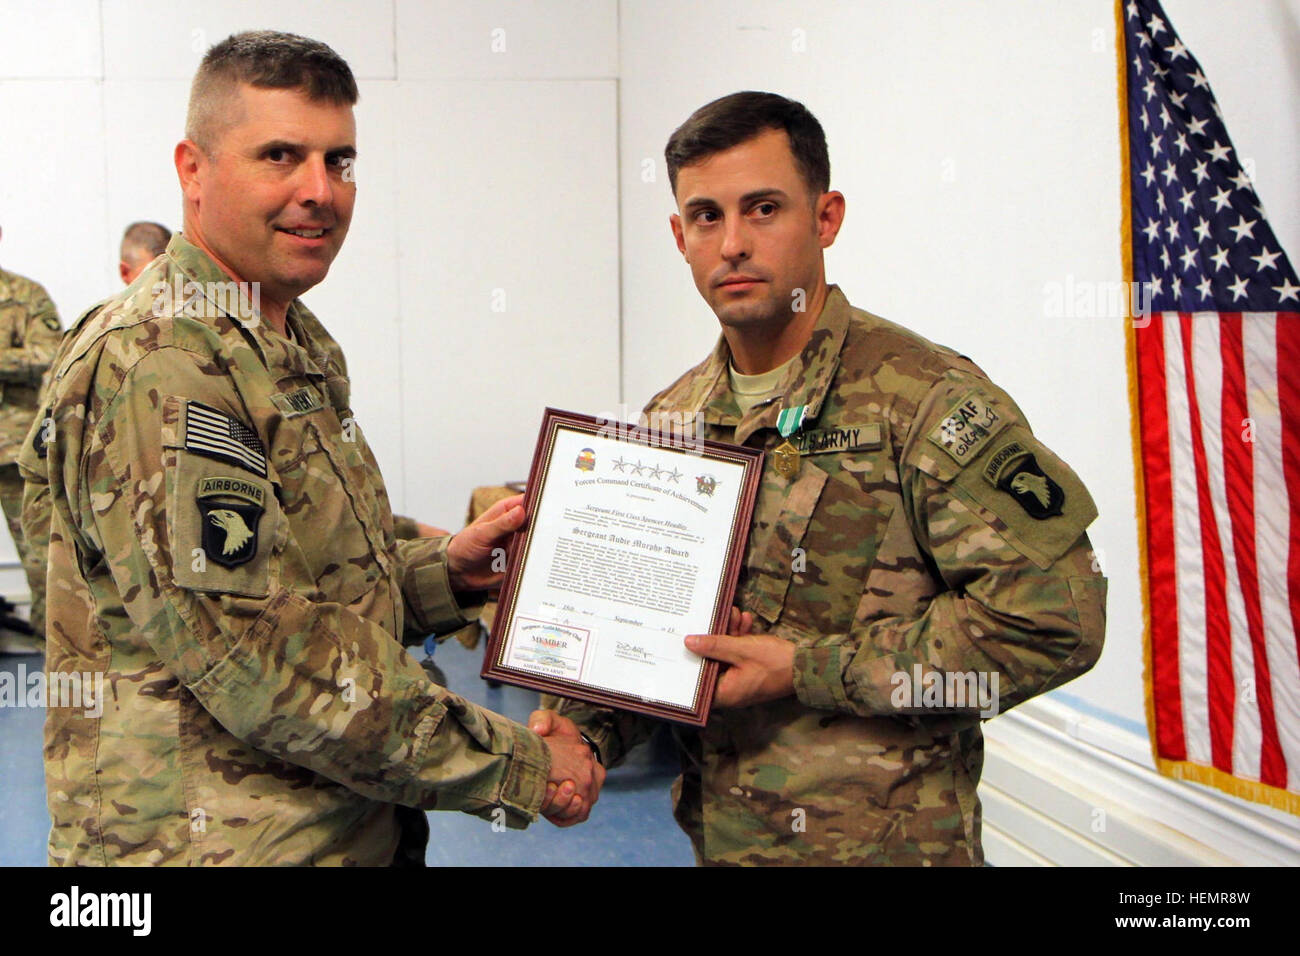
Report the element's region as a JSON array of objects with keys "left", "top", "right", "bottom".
[{"left": 982, "top": 697, "right": 1300, "bottom": 866}]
